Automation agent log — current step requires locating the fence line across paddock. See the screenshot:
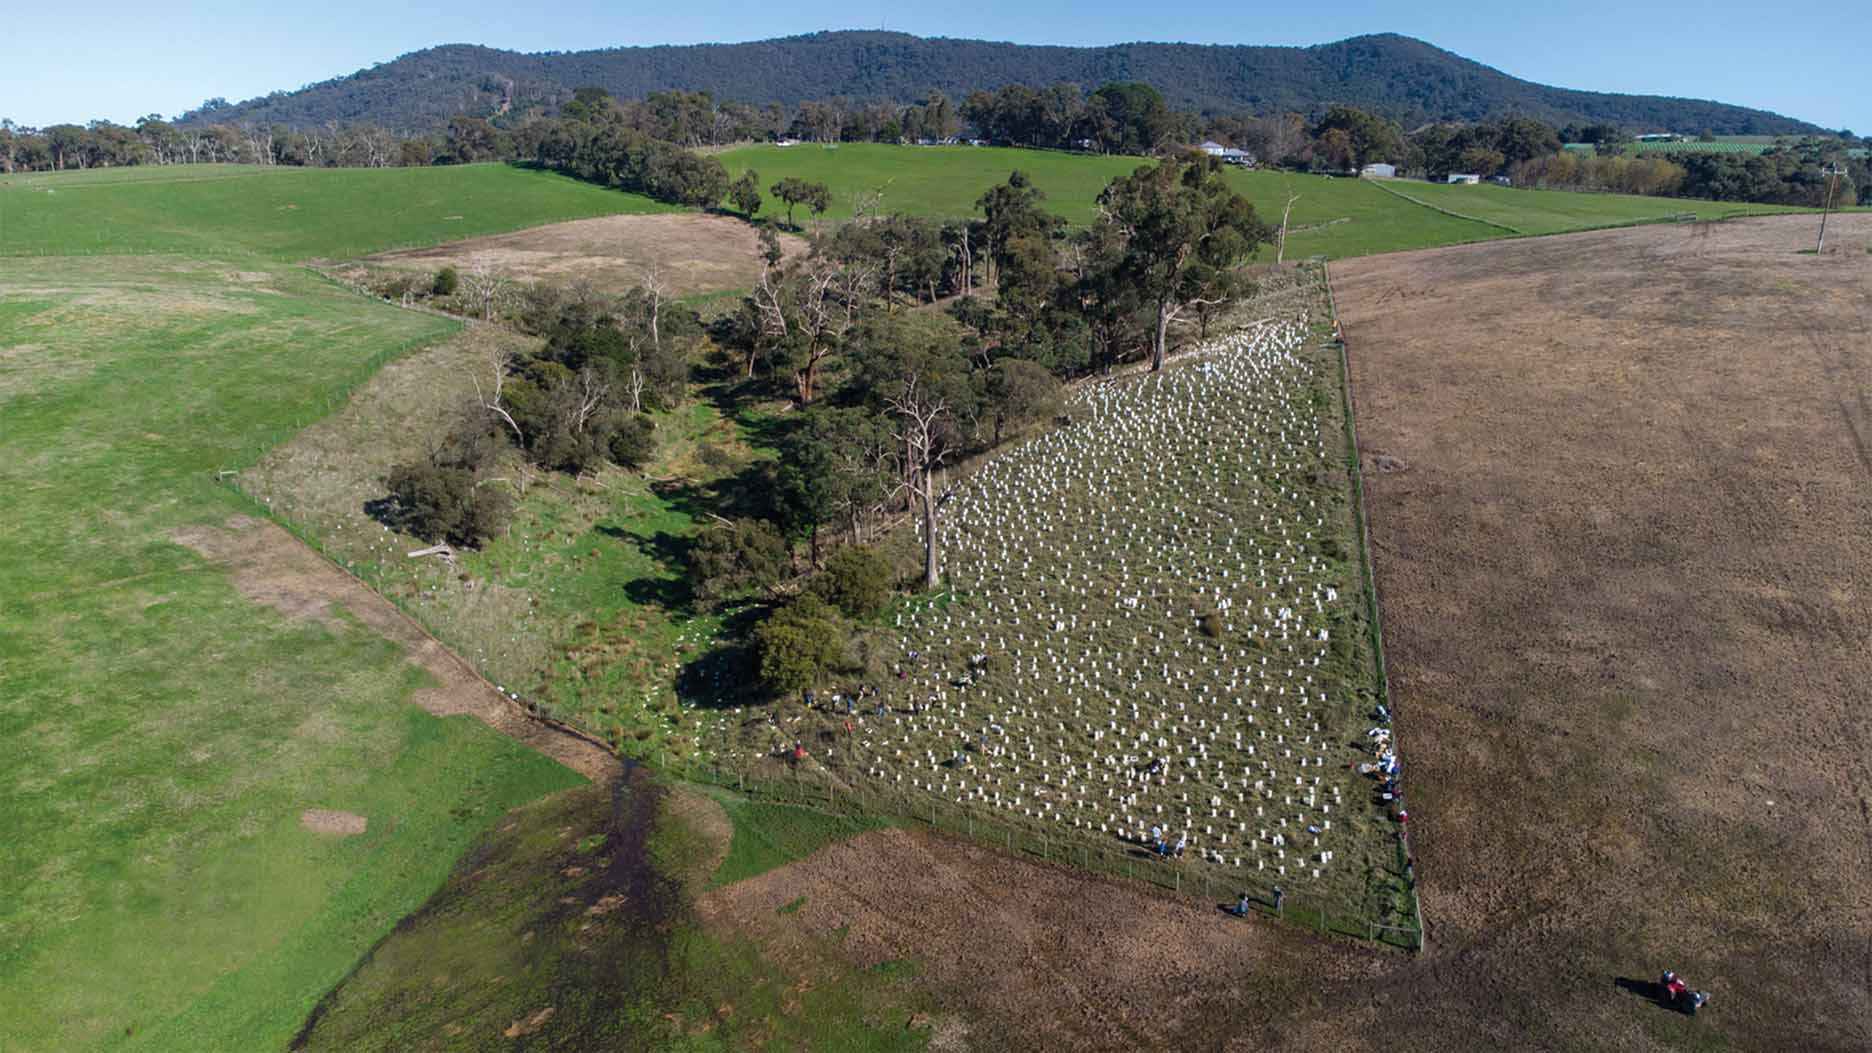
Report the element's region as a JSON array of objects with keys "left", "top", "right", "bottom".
[
  {"left": 1322, "top": 261, "right": 1426, "bottom": 951},
  {"left": 674, "top": 753, "right": 1422, "bottom": 952}
]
